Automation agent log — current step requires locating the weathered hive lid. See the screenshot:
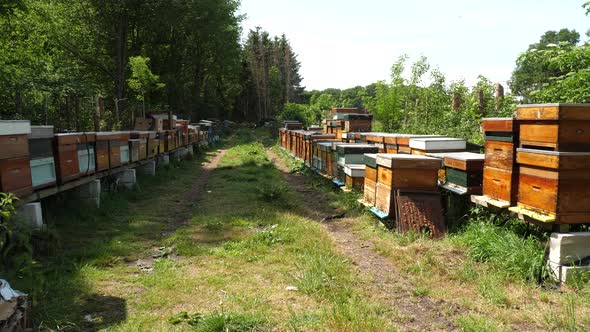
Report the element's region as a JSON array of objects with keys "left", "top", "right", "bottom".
[
  {"left": 336, "top": 144, "right": 379, "bottom": 154},
  {"left": 0, "top": 120, "right": 31, "bottom": 135},
  {"left": 376, "top": 154, "right": 442, "bottom": 169},
  {"left": 409, "top": 137, "right": 466, "bottom": 150},
  {"left": 516, "top": 103, "right": 590, "bottom": 121},
  {"left": 481, "top": 117, "right": 515, "bottom": 132},
  {"left": 29, "top": 126, "right": 54, "bottom": 139}
]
